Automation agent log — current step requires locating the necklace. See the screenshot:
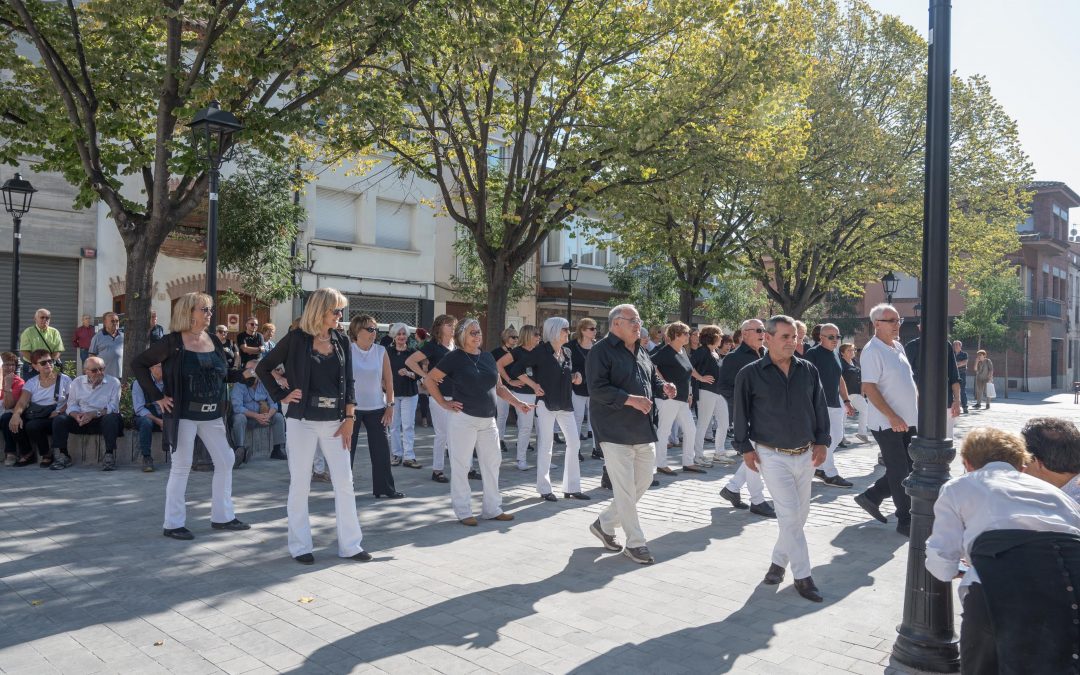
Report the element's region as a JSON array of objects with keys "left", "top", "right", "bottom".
[{"left": 315, "top": 333, "right": 331, "bottom": 343}]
